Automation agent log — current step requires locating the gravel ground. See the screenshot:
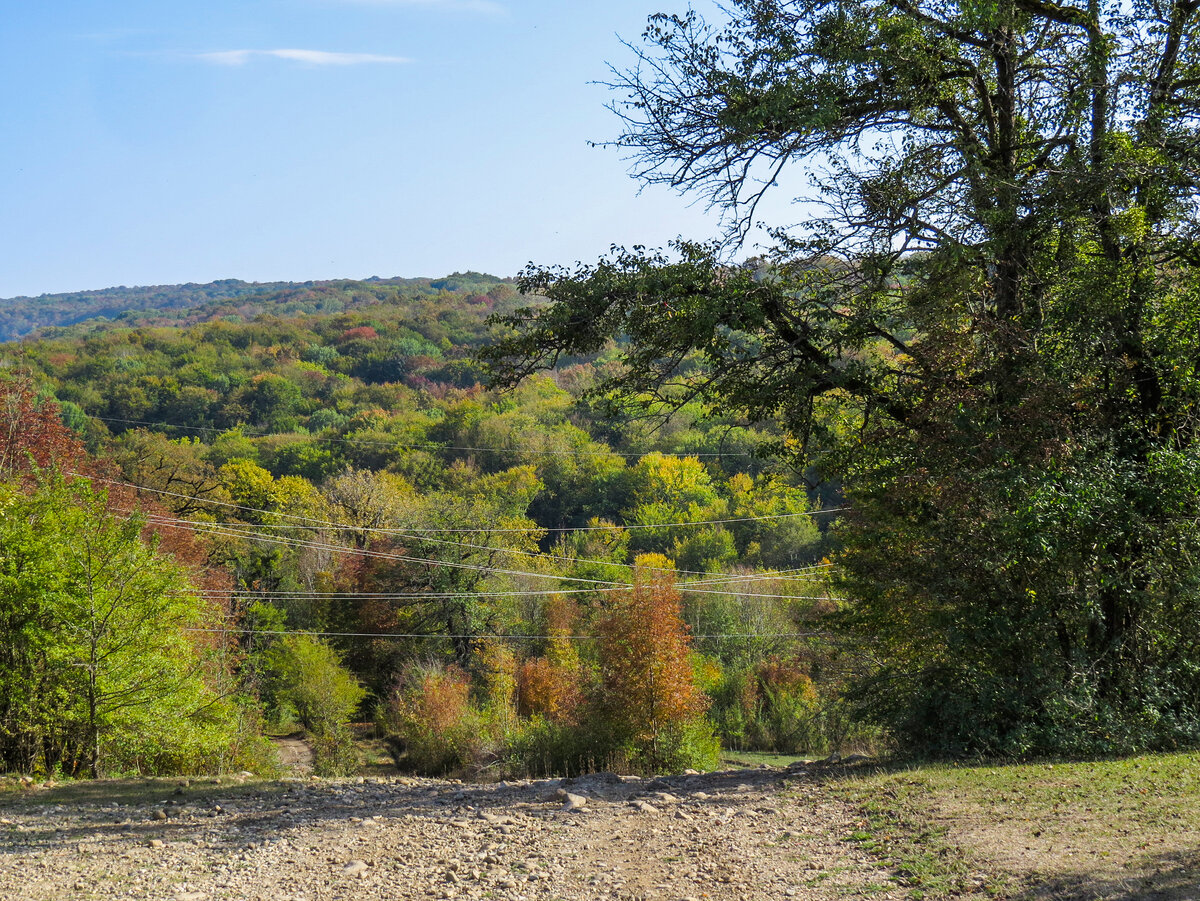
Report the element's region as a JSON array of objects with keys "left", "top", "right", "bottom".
[{"left": 0, "top": 763, "right": 902, "bottom": 901}]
